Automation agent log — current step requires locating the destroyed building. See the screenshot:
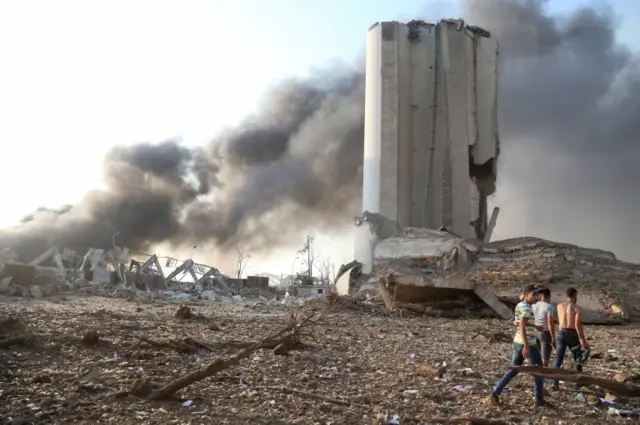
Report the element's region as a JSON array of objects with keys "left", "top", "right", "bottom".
[
  {"left": 0, "top": 242, "right": 277, "bottom": 301},
  {"left": 341, "top": 19, "right": 640, "bottom": 324}
]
